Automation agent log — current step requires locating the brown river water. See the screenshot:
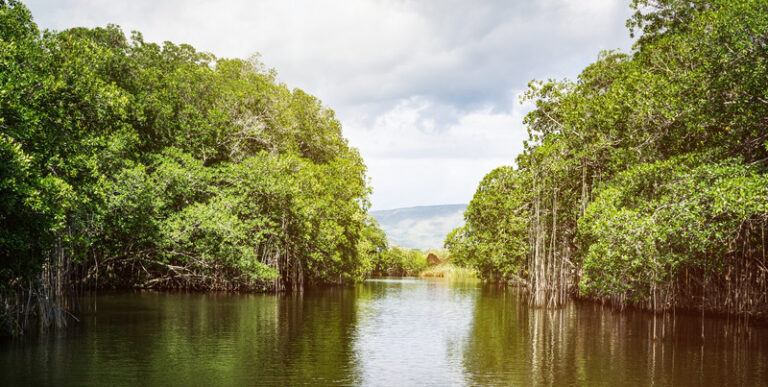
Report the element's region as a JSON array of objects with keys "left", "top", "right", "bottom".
[{"left": 1, "top": 277, "right": 767, "bottom": 386}]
